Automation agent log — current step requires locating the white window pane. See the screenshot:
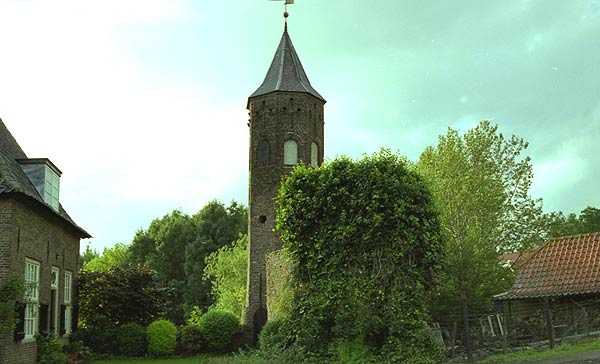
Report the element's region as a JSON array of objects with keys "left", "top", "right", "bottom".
[
  {"left": 284, "top": 140, "right": 298, "bottom": 165},
  {"left": 311, "top": 142, "right": 318, "bottom": 168}
]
